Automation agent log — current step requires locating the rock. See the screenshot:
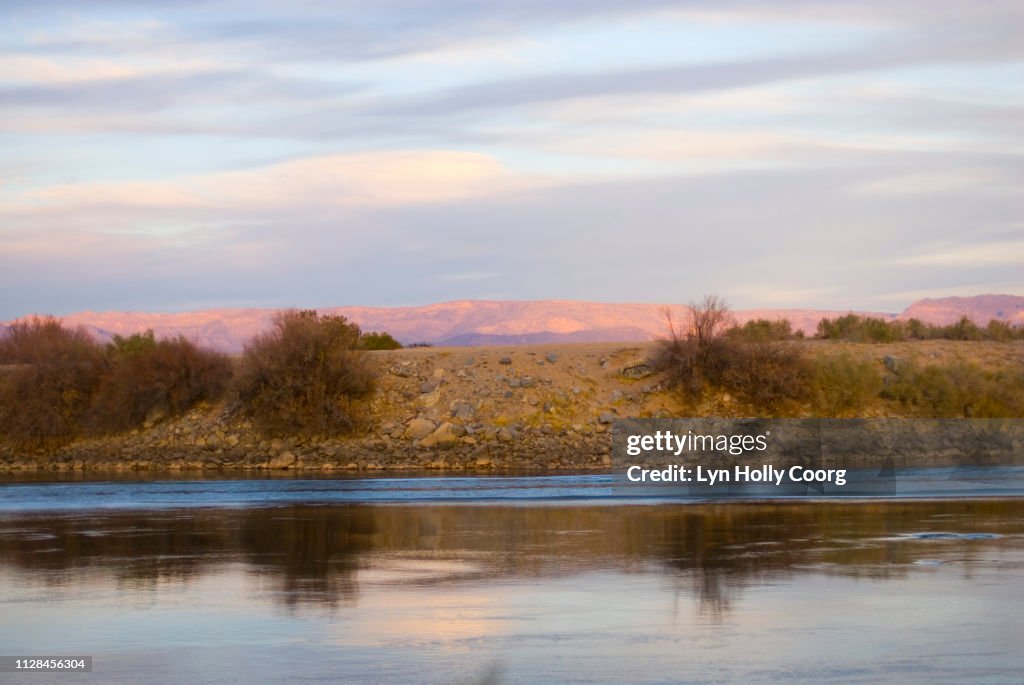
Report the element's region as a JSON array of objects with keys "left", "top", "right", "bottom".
[
  {"left": 508, "top": 378, "right": 521, "bottom": 388},
  {"left": 268, "top": 451, "right": 297, "bottom": 469},
  {"left": 546, "top": 353, "right": 559, "bottom": 363},
  {"left": 433, "top": 368, "right": 445, "bottom": 379},
  {"left": 598, "top": 412, "right": 616, "bottom": 425},
  {"left": 520, "top": 377, "right": 536, "bottom": 388},
  {"left": 499, "top": 356, "right": 513, "bottom": 365},
  {"left": 389, "top": 366, "right": 412, "bottom": 378},
  {"left": 421, "top": 389, "right": 442, "bottom": 408},
  {"left": 621, "top": 359, "right": 653, "bottom": 378},
  {"left": 143, "top": 405, "right": 168, "bottom": 429},
  {"left": 451, "top": 402, "right": 475, "bottom": 420},
  {"left": 404, "top": 418, "right": 437, "bottom": 440},
  {"left": 421, "top": 381, "right": 438, "bottom": 393},
  {"left": 496, "top": 427, "right": 516, "bottom": 443},
  {"left": 884, "top": 355, "right": 902, "bottom": 374},
  {"left": 420, "top": 422, "right": 460, "bottom": 448}
]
